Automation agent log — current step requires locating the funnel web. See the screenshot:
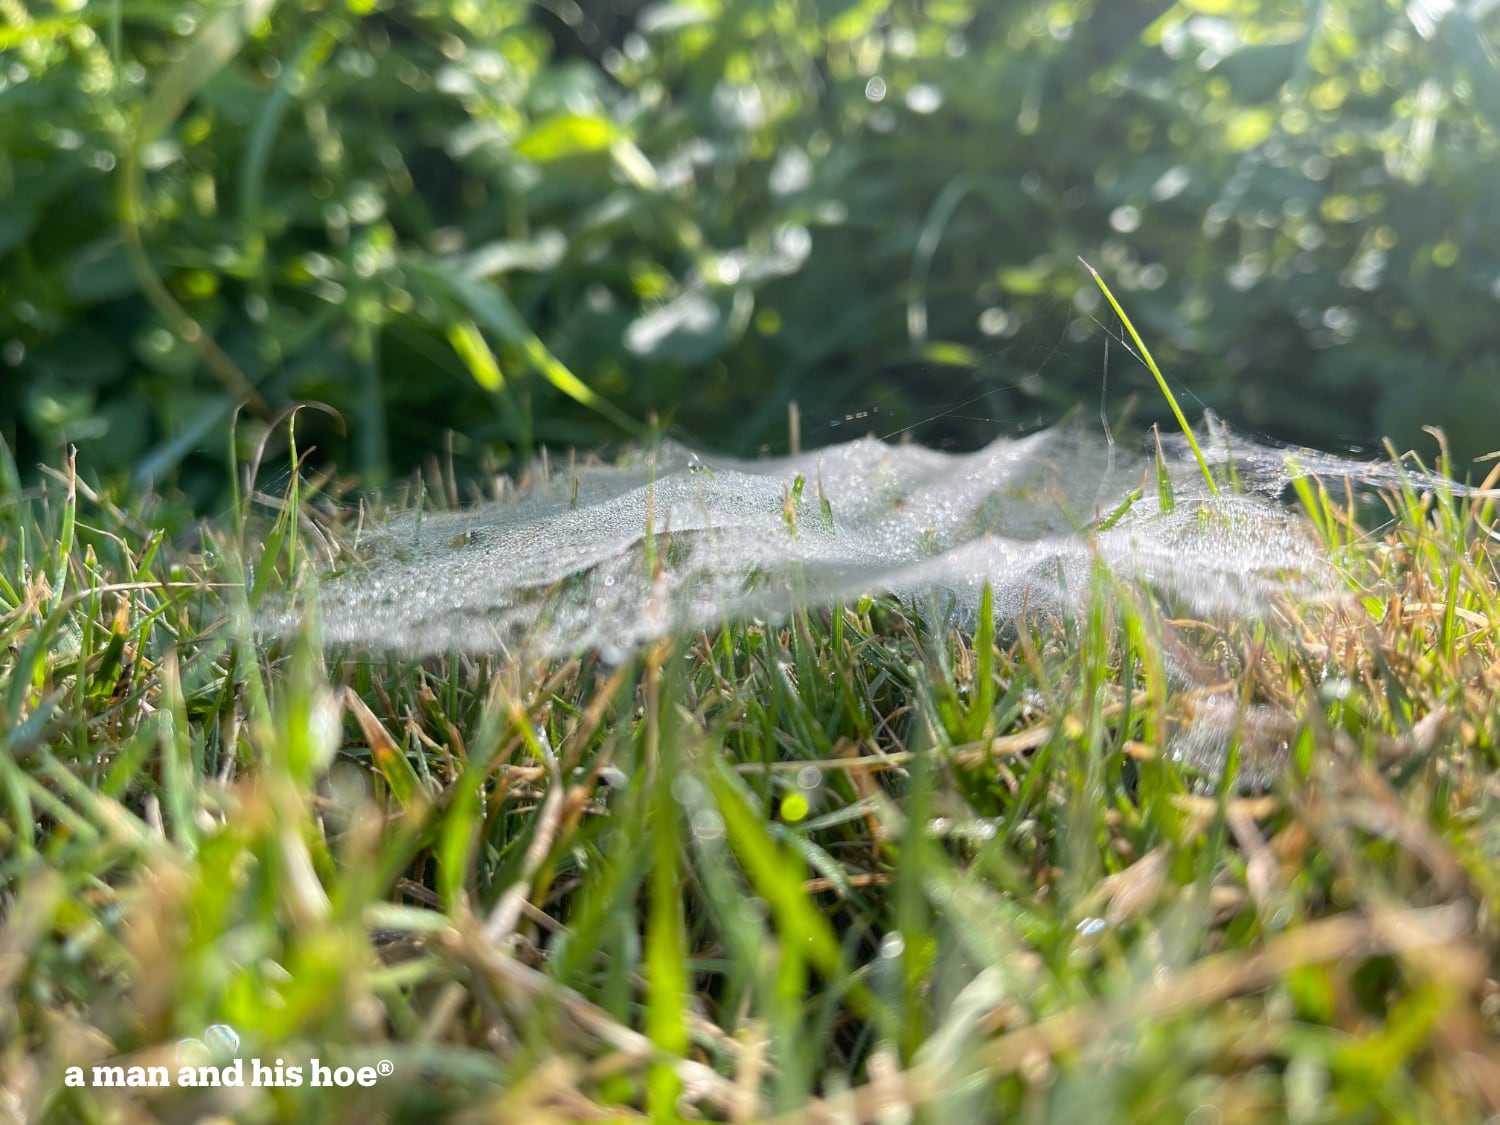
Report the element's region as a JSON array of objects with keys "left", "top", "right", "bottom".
[{"left": 273, "top": 417, "right": 1470, "bottom": 780}]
